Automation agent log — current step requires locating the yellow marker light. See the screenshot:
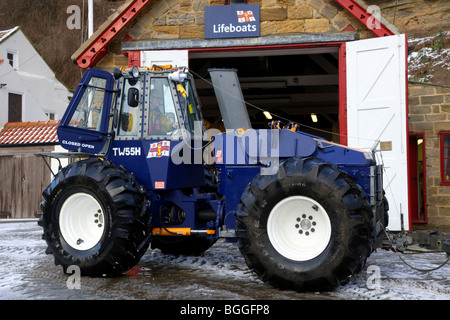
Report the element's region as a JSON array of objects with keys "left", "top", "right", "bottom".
[{"left": 177, "top": 84, "right": 187, "bottom": 97}]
